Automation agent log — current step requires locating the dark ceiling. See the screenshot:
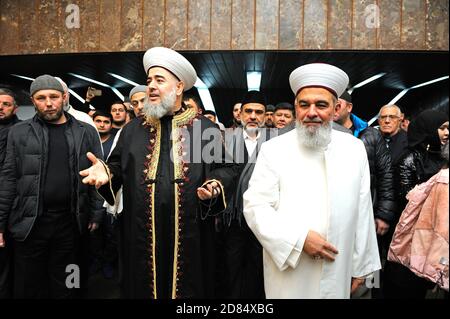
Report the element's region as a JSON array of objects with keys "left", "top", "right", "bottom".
[{"left": 0, "top": 50, "right": 448, "bottom": 127}]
